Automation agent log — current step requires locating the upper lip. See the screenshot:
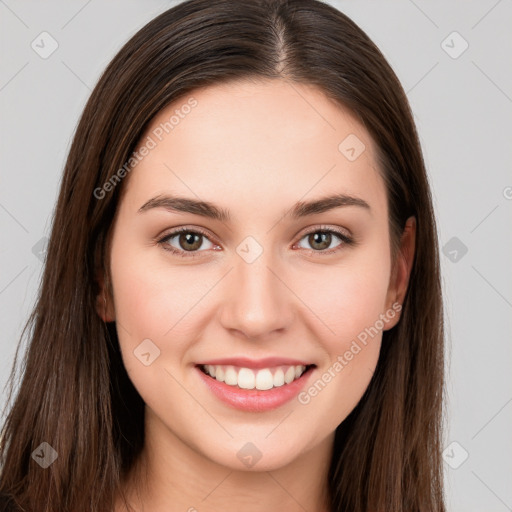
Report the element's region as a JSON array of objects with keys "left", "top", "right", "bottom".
[{"left": 196, "top": 357, "right": 315, "bottom": 369}]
